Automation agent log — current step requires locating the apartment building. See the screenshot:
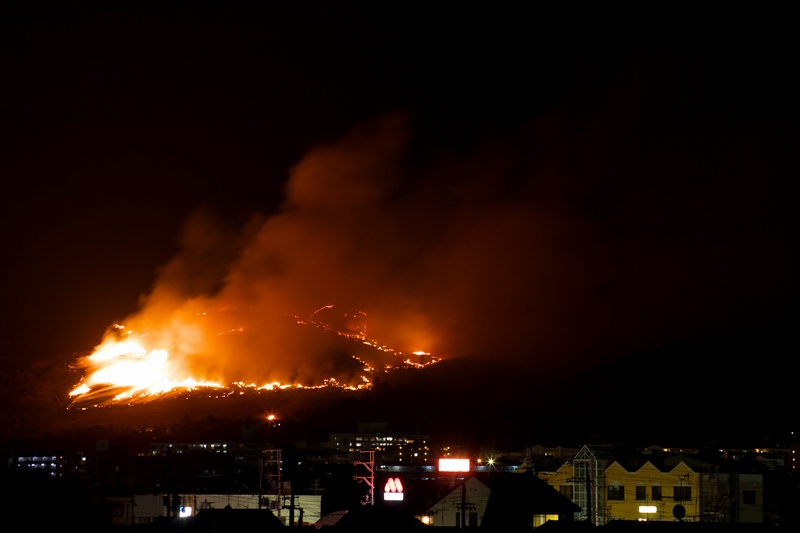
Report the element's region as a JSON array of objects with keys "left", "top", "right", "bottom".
[{"left": 538, "top": 446, "right": 765, "bottom": 525}]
